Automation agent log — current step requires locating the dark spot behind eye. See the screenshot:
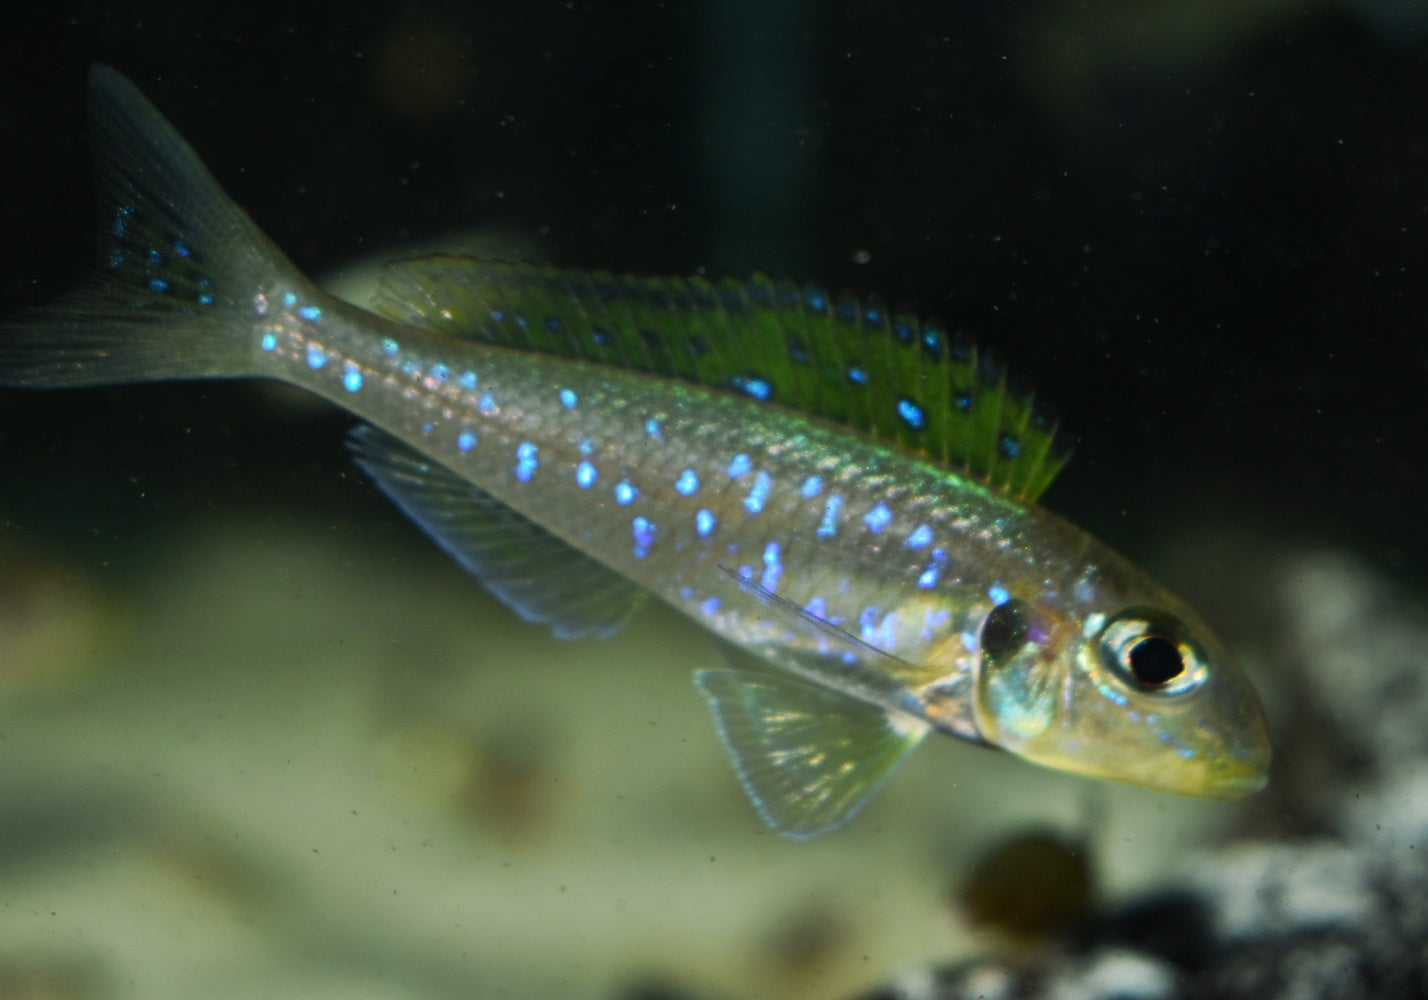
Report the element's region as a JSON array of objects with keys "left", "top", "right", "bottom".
[
  {"left": 982, "top": 600, "right": 1029, "bottom": 667},
  {"left": 1128, "top": 636, "right": 1184, "bottom": 687}
]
